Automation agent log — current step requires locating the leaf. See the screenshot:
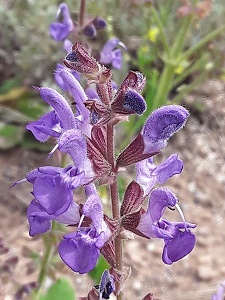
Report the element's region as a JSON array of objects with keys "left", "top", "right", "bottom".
[
  {"left": 39, "top": 278, "right": 76, "bottom": 300},
  {"left": 0, "top": 105, "right": 33, "bottom": 124},
  {"left": 88, "top": 255, "right": 109, "bottom": 284},
  {"left": 0, "top": 123, "right": 25, "bottom": 149},
  {"left": 0, "top": 86, "right": 27, "bottom": 103}
]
